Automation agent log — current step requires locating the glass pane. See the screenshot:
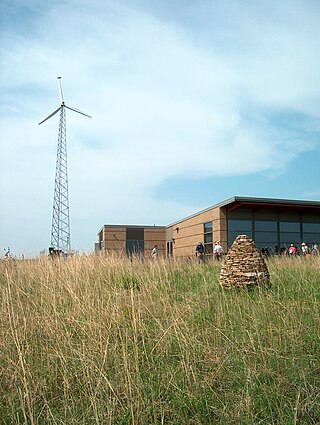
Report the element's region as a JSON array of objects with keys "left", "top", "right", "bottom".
[
  {"left": 255, "top": 221, "right": 277, "bottom": 231},
  {"left": 254, "top": 232, "right": 278, "bottom": 243},
  {"left": 303, "top": 223, "right": 320, "bottom": 233},
  {"left": 280, "top": 232, "right": 301, "bottom": 245},
  {"left": 228, "top": 220, "right": 252, "bottom": 232},
  {"left": 279, "top": 222, "right": 300, "bottom": 232},
  {"left": 204, "top": 221, "right": 213, "bottom": 233},
  {"left": 228, "top": 231, "right": 253, "bottom": 246},
  {"left": 204, "top": 243, "right": 213, "bottom": 254},
  {"left": 204, "top": 233, "right": 213, "bottom": 244},
  {"left": 302, "top": 233, "right": 320, "bottom": 243}
]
